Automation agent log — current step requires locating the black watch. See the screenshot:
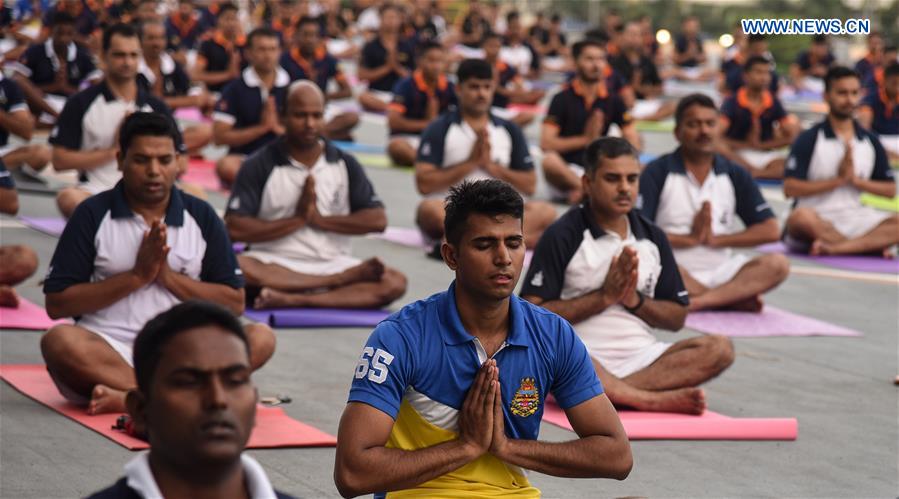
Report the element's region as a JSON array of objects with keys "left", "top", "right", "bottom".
[{"left": 623, "top": 291, "right": 645, "bottom": 314}]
